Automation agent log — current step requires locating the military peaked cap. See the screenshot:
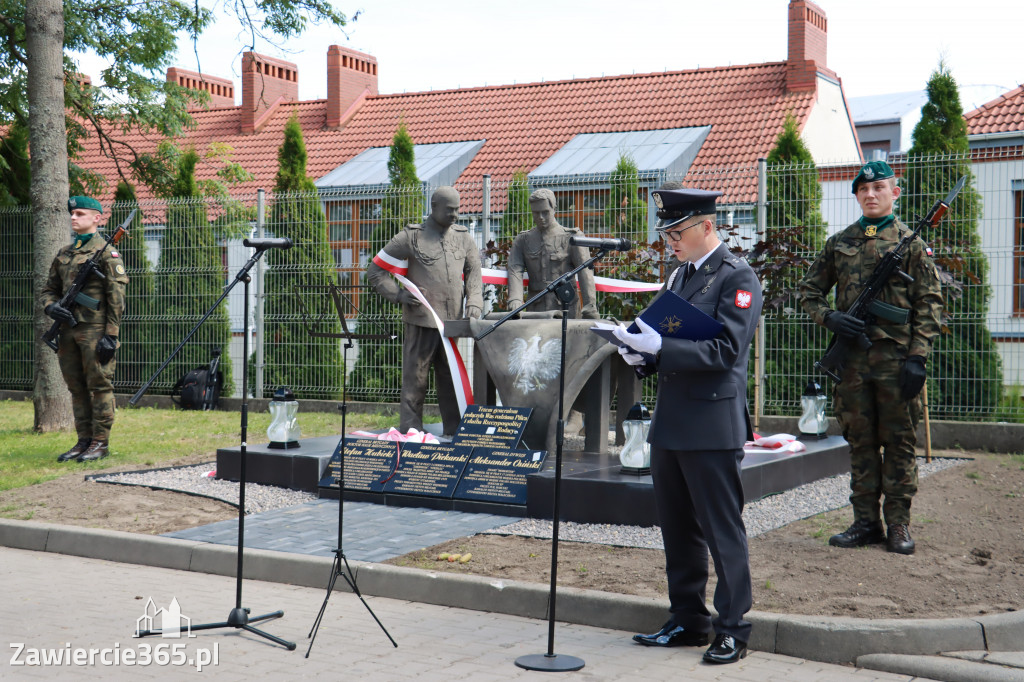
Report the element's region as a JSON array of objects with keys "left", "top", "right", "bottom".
[{"left": 652, "top": 188, "right": 723, "bottom": 229}]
